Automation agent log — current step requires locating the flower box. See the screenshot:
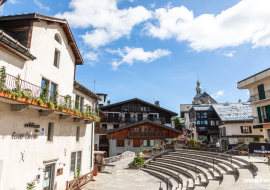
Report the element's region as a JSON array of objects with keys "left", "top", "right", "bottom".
[
  {"left": 186, "top": 141, "right": 192, "bottom": 145},
  {"left": 174, "top": 141, "right": 183, "bottom": 143},
  {"left": 31, "top": 100, "right": 39, "bottom": 106},
  {"left": 196, "top": 143, "right": 201, "bottom": 145},
  {"left": 153, "top": 149, "right": 162, "bottom": 151},
  {"left": 142, "top": 151, "right": 152, "bottom": 154}
]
